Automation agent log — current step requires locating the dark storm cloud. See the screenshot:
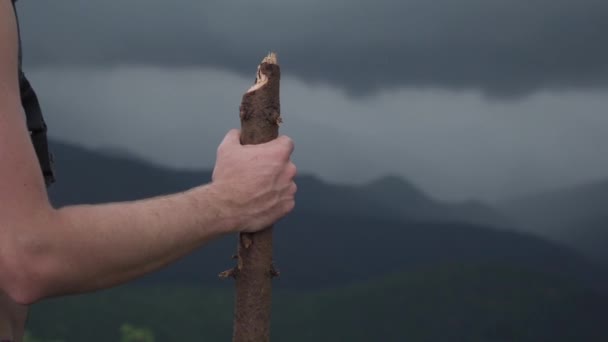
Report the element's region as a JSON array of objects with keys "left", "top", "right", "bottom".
[{"left": 16, "top": 0, "right": 608, "bottom": 96}]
